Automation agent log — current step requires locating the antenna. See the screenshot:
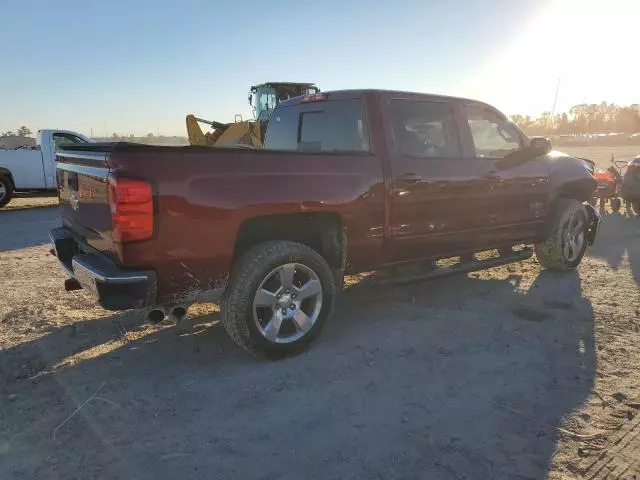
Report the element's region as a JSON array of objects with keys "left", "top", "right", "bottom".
[{"left": 547, "top": 77, "right": 561, "bottom": 135}]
